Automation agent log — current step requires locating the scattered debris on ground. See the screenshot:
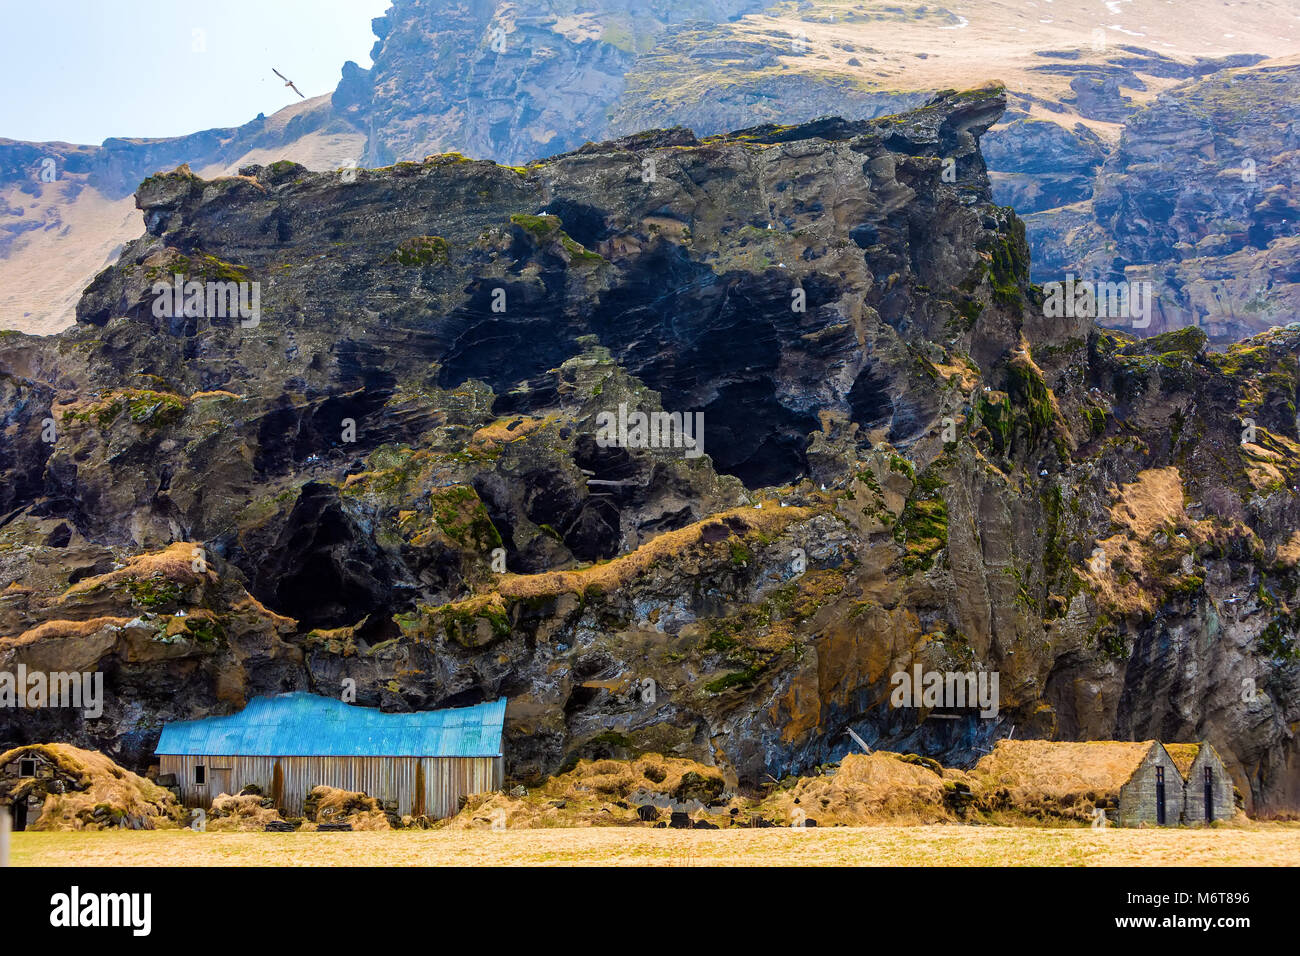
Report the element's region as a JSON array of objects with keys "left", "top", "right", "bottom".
[
  {"left": 301, "top": 785, "right": 394, "bottom": 831},
  {"left": 449, "top": 755, "right": 738, "bottom": 829},
  {"left": 207, "top": 790, "right": 290, "bottom": 831}
]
